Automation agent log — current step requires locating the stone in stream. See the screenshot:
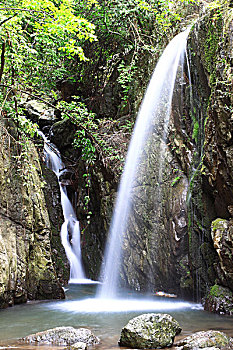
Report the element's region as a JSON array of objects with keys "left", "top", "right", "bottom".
[
  {"left": 174, "top": 330, "right": 233, "bottom": 349},
  {"left": 119, "top": 313, "right": 182, "bottom": 349},
  {"left": 22, "top": 326, "right": 100, "bottom": 346},
  {"left": 70, "top": 342, "right": 87, "bottom": 350}
]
